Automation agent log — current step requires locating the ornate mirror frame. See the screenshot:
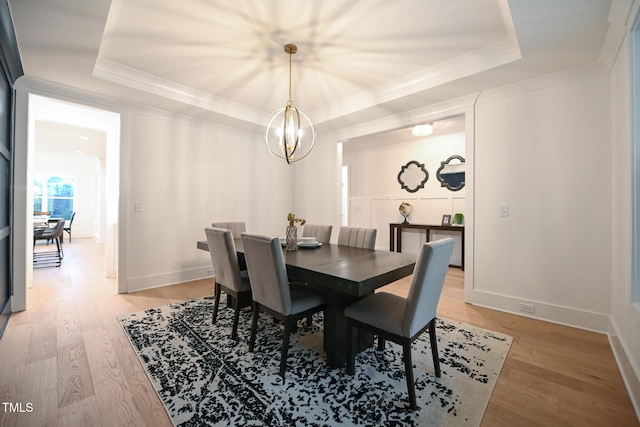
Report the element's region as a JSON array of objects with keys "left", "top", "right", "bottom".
[
  {"left": 436, "top": 155, "right": 465, "bottom": 191},
  {"left": 397, "top": 160, "right": 429, "bottom": 193}
]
